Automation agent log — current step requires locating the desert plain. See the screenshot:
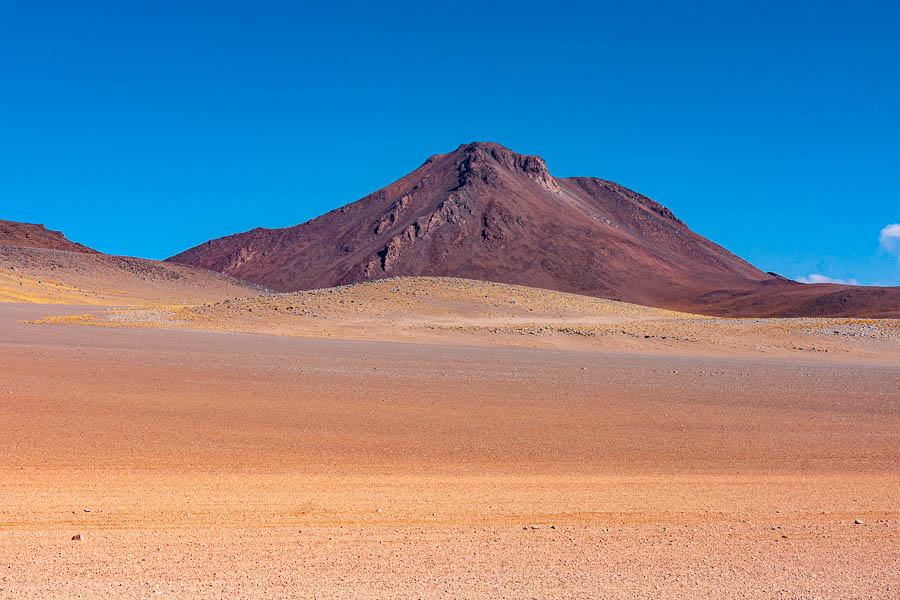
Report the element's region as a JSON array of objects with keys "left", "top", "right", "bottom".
[{"left": 1, "top": 255, "right": 898, "bottom": 599}]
